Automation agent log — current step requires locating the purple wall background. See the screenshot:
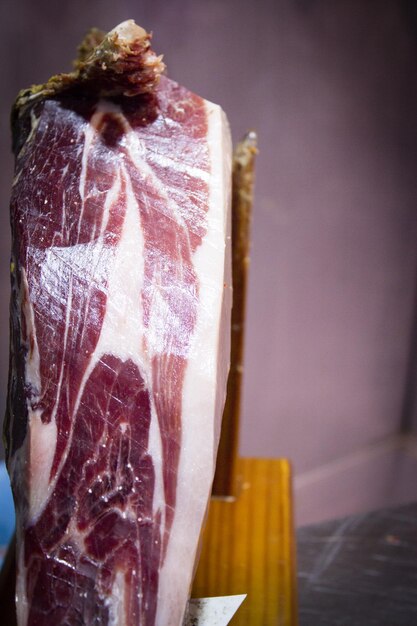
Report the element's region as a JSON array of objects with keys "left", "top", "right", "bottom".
[{"left": 1, "top": 1, "right": 417, "bottom": 518}]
